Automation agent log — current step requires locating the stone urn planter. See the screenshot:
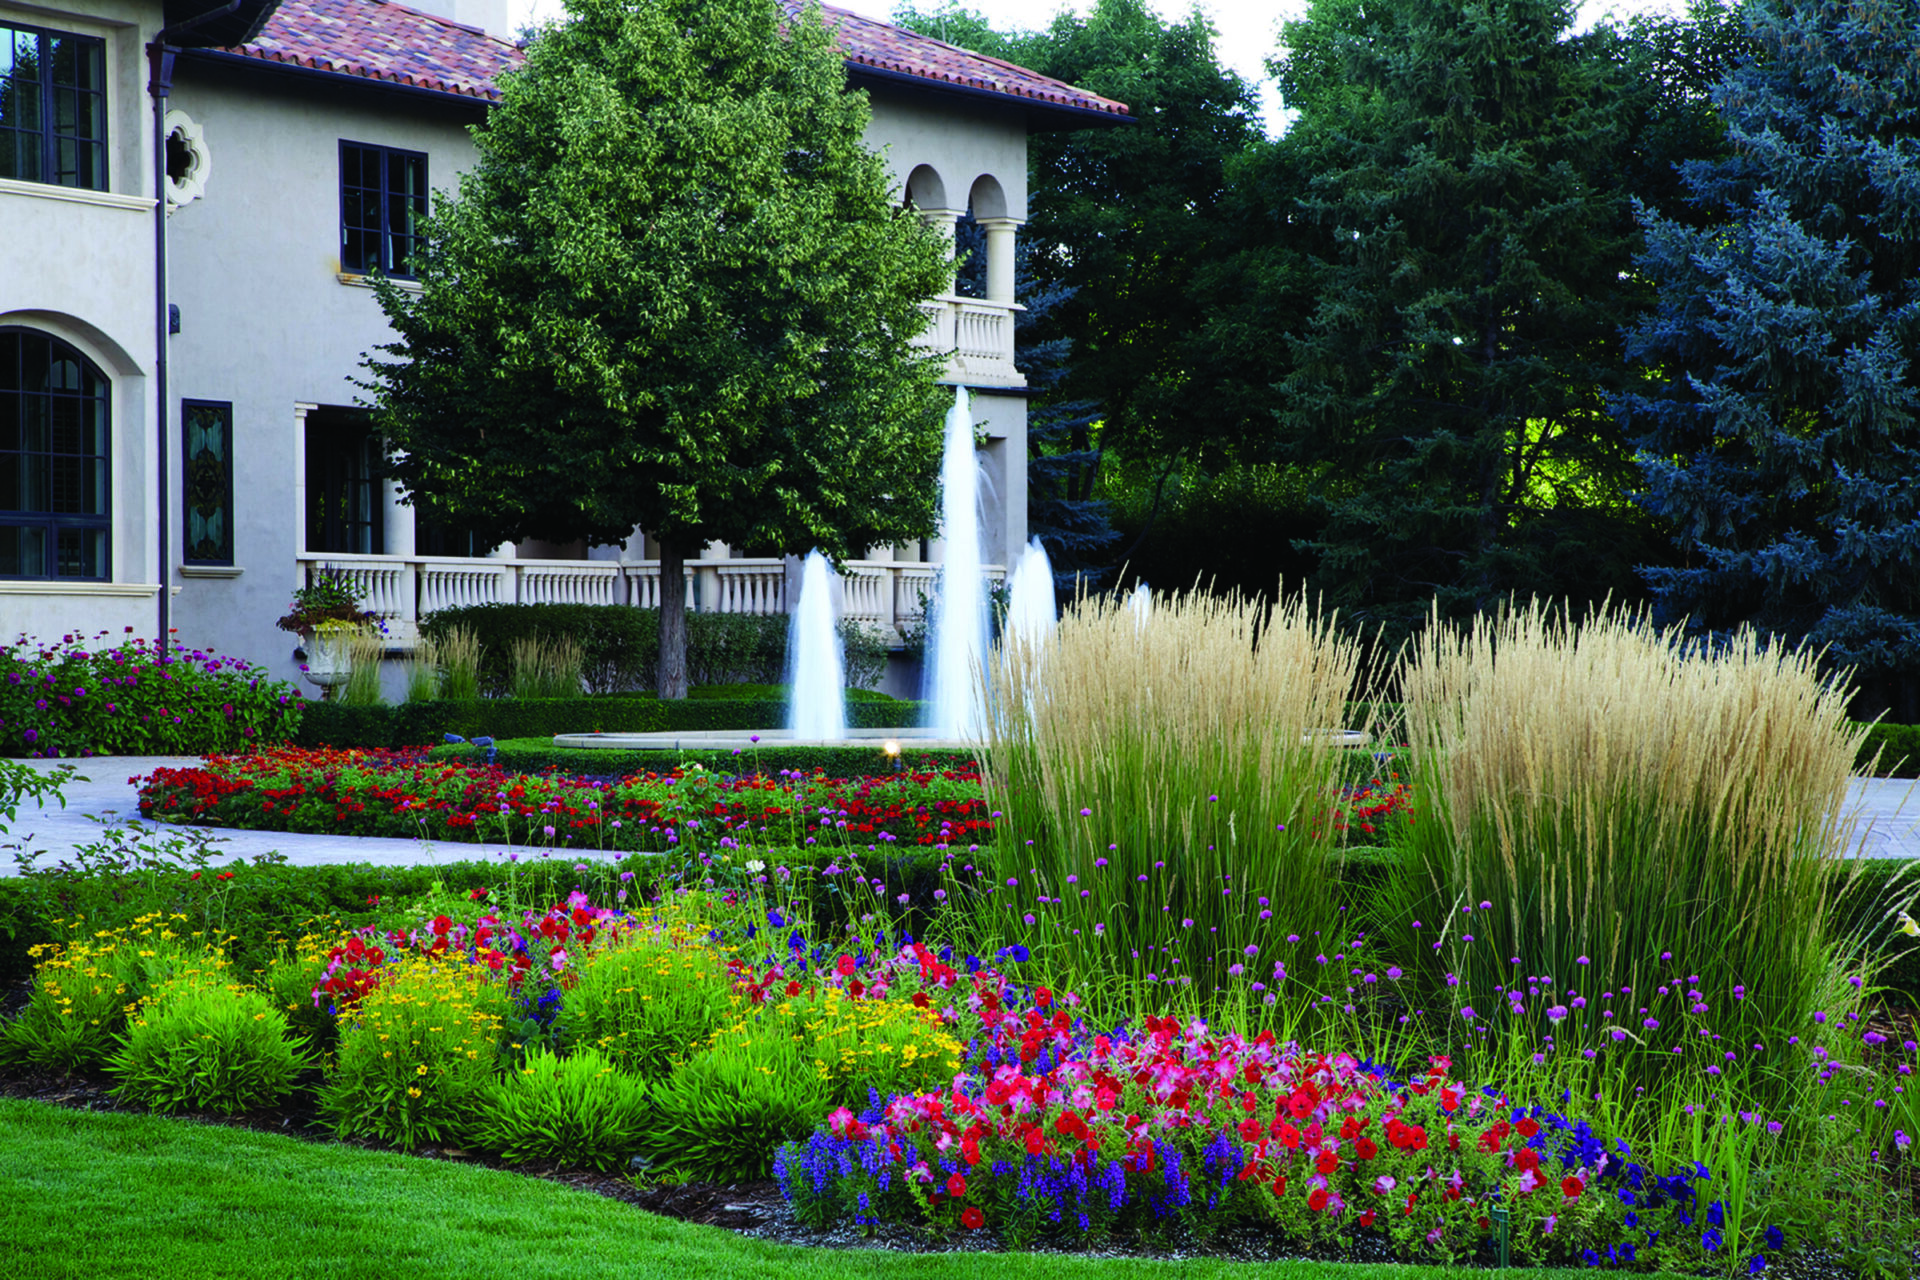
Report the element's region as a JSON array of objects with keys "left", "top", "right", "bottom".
[{"left": 300, "top": 624, "right": 361, "bottom": 699}]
